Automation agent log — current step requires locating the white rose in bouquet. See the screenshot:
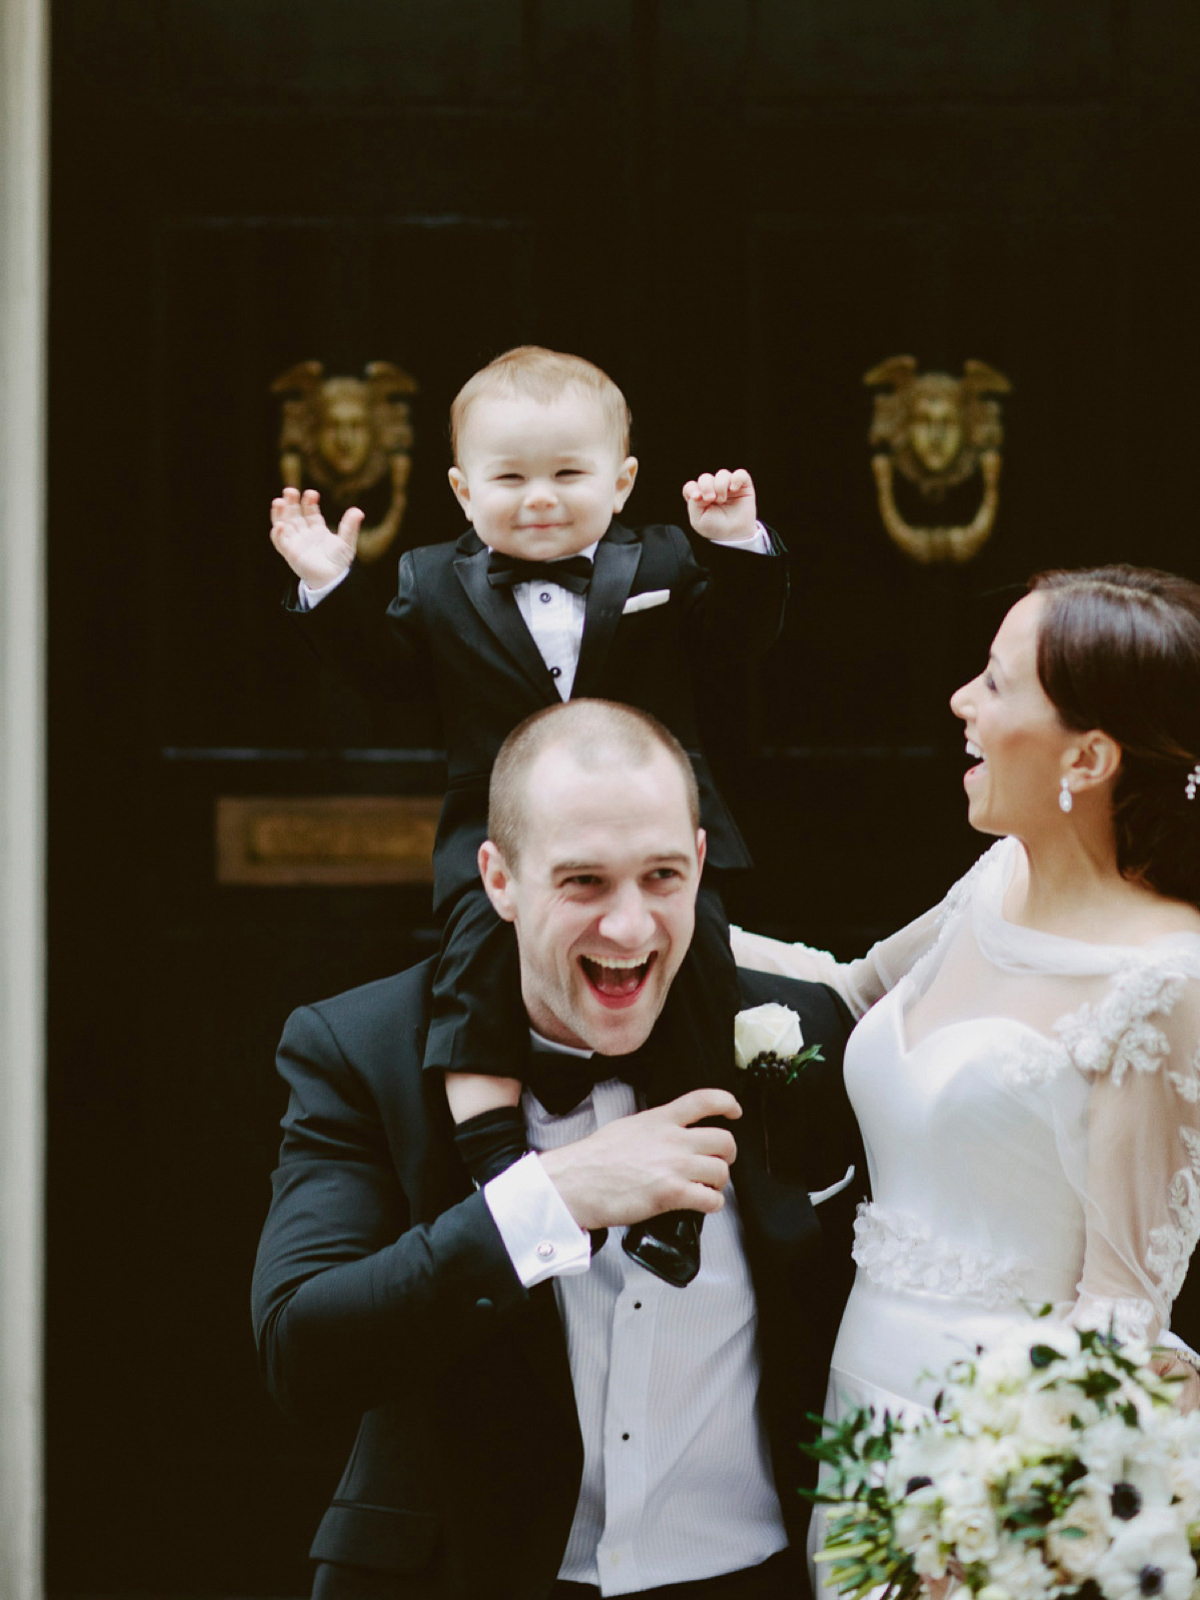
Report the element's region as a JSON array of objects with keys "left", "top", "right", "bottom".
[
  {"left": 1016, "top": 1384, "right": 1089, "bottom": 1450},
  {"left": 987, "top": 1543, "right": 1055, "bottom": 1600},
  {"left": 1164, "top": 1413, "right": 1200, "bottom": 1523},
  {"left": 1080, "top": 1414, "right": 1144, "bottom": 1484},
  {"left": 940, "top": 1487, "right": 1000, "bottom": 1565},
  {"left": 1045, "top": 1484, "right": 1113, "bottom": 1578}
]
